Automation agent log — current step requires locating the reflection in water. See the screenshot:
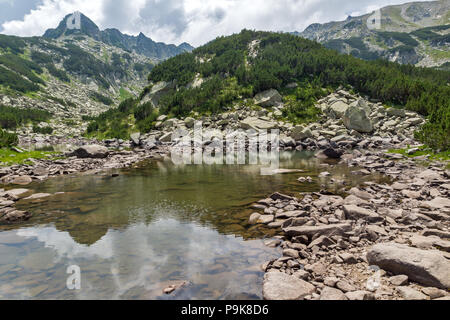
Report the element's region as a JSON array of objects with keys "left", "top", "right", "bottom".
[
  {"left": 0, "top": 151, "right": 388, "bottom": 299},
  {"left": 3, "top": 219, "right": 276, "bottom": 300}
]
